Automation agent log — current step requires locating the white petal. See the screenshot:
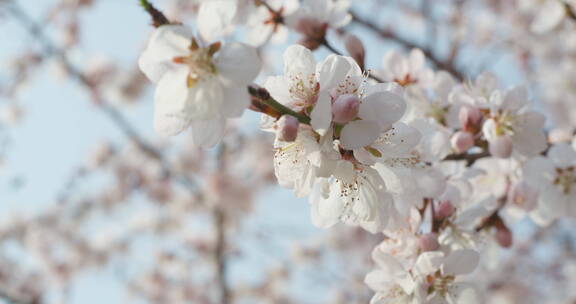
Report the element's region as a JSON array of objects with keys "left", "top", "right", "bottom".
[
  {"left": 353, "top": 148, "right": 376, "bottom": 165},
  {"left": 531, "top": 0, "right": 566, "bottom": 33},
  {"left": 548, "top": 143, "right": 576, "bottom": 167},
  {"left": 449, "top": 283, "right": 480, "bottom": 304},
  {"left": 414, "top": 251, "right": 444, "bottom": 276},
  {"left": 221, "top": 86, "right": 249, "bottom": 118},
  {"left": 154, "top": 109, "right": 190, "bottom": 137},
  {"left": 364, "top": 270, "right": 390, "bottom": 292},
  {"left": 502, "top": 86, "right": 528, "bottom": 112},
  {"left": 415, "top": 168, "right": 446, "bottom": 198},
  {"left": 381, "top": 50, "right": 404, "bottom": 78},
  {"left": 512, "top": 126, "right": 547, "bottom": 157},
  {"left": 190, "top": 117, "right": 226, "bottom": 147},
  {"left": 482, "top": 118, "right": 498, "bottom": 141},
  {"left": 373, "top": 122, "right": 421, "bottom": 157},
  {"left": 358, "top": 91, "right": 406, "bottom": 129},
  {"left": 153, "top": 66, "right": 191, "bottom": 136},
  {"left": 197, "top": 0, "right": 237, "bottom": 41},
  {"left": 523, "top": 157, "right": 556, "bottom": 190},
  {"left": 434, "top": 71, "right": 456, "bottom": 99},
  {"left": 442, "top": 249, "right": 480, "bottom": 275},
  {"left": 409, "top": 49, "right": 425, "bottom": 72},
  {"left": 364, "top": 82, "right": 404, "bottom": 97},
  {"left": 310, "top": 91, "right": 332, "bottom": 135},
  {"left": 263, "top": 76, "right": 292, "bottom": 106},
  {"left": 370, "top": 252, "right": 413, "bottom": 293},
  {"left": 186, "top": 78, "right": 224, "bottom": 120},
  {"left": 340, "top": 120, "right": 381, "bottom": 149},
  {"left": 310, "top": 180, "right": 342, "bottom": 228},
  {"left": 283, "top": 44, "right": 316, "bottom": 77},
  {"left": 138, "top": 25, "right": 192, "bottom": 82},
  {"left": 316, "top": 54, "right": 352, "bottom": 90},
  {"left": 216, "top": 42, "right": 261, "bottom": 87},
  {"left": 246, "top": 21, "right": 274, "bottom": 46}
]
